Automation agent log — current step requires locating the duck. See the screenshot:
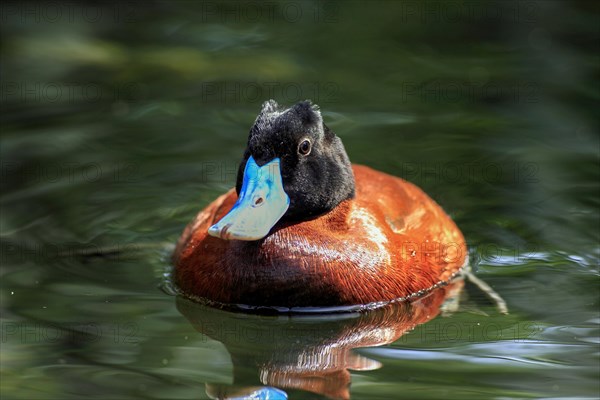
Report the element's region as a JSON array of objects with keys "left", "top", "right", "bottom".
[{"left": 173, "top": 99, "right": 467, "bottom": 310}]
